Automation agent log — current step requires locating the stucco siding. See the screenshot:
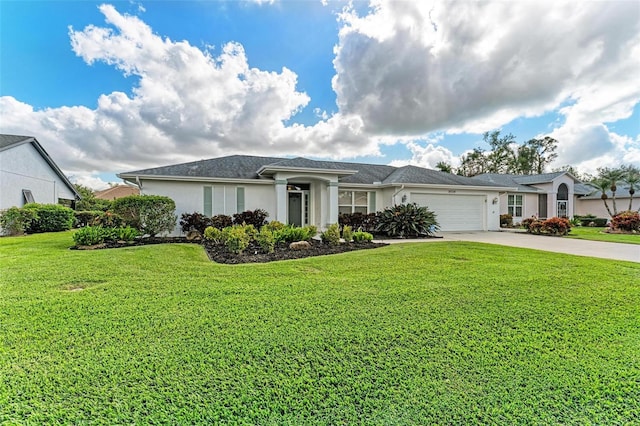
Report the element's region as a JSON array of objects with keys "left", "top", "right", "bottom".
[
  {"left": 576, "top": 197, "right": 640, "bottom": 218},
  {"left": 0, "top": 143, "right": 75, "bottom": 210}
]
